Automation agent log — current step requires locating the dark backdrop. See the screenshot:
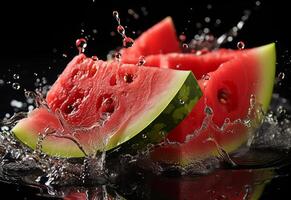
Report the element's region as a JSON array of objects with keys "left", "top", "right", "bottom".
[
  {"left": 0, "top": 0, "right": 291, "bottom": 199},
  {"left": 1, "top": 0, "right": 291, "bottom": 116}
]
